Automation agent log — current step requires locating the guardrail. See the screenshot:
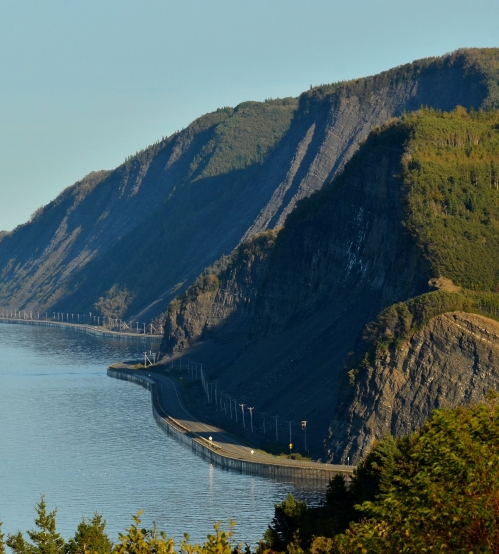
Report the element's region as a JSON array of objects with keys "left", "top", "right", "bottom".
[
  {"left": 108, "top": 367, "right": 353, "bottom": 485},
  {"left": 0, "top": 316, "right": 163, "bottom": 342}
]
